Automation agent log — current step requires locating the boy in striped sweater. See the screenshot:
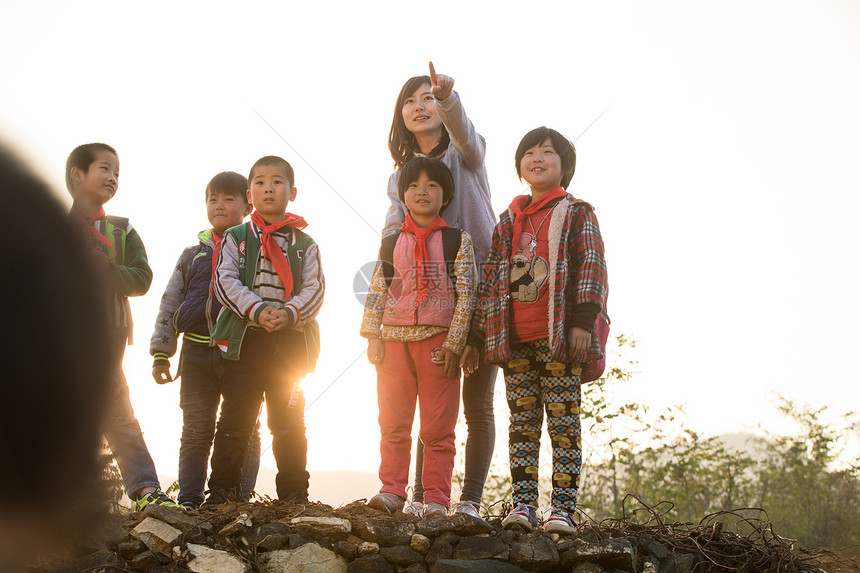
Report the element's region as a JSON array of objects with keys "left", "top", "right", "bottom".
[{"left": 204, "top": 156, "right": 324, "bottom": 506}]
